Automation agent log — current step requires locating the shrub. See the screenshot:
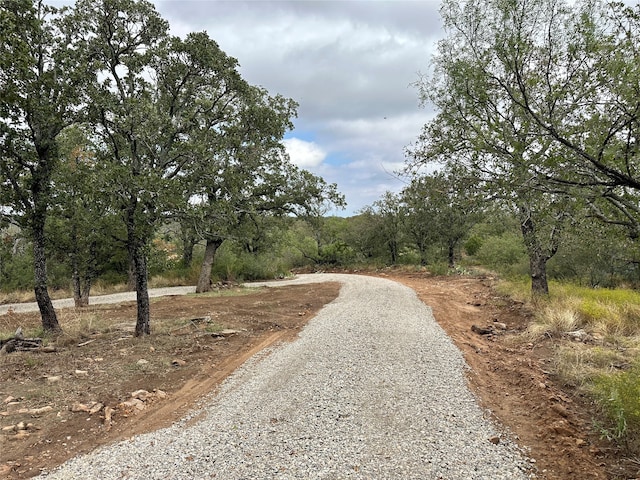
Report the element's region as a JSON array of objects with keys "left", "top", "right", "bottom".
[
  {"left": 464, "top": 235, "right": 483, "bottom": 256},
  {"left": 475, "top": 233, "right": 528, "bottom": 277}
]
